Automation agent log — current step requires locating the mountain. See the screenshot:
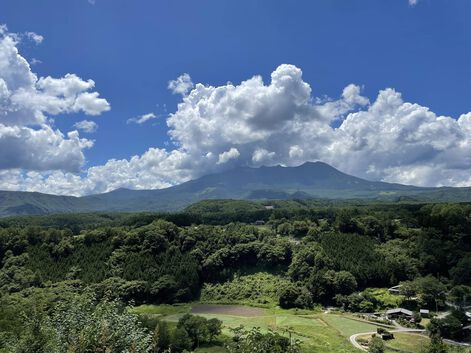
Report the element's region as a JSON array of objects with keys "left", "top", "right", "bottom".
[{"left": 1, "top": 161, "right": 471, "bottom": 217}]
